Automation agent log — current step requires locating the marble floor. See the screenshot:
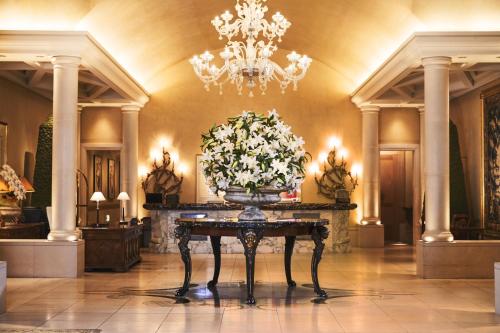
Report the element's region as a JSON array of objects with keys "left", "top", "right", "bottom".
[{"left": 1, "top": 246, "right": 498, "bottom": 333}]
